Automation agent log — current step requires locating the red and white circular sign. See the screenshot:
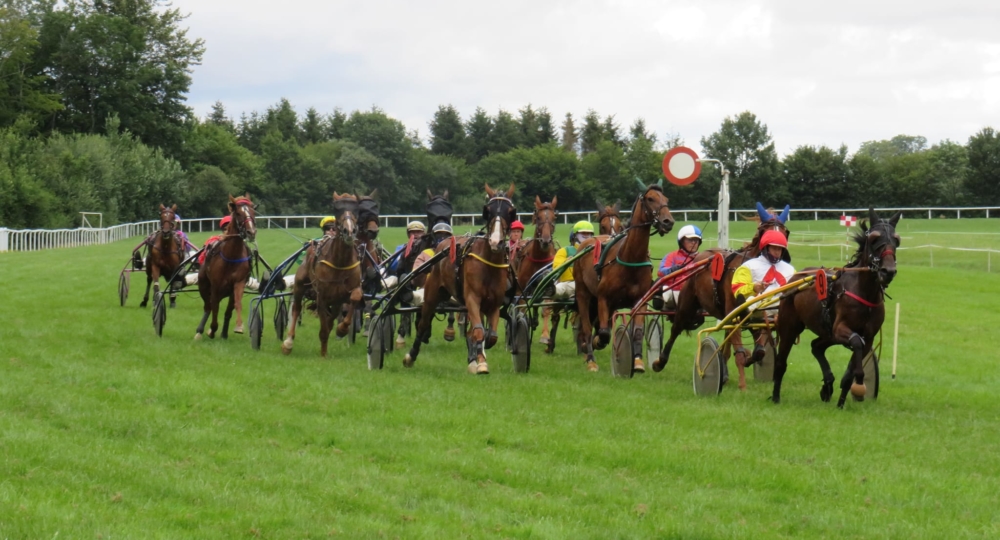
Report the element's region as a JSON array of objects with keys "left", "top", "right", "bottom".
[{"left": 662, "top": 146, "right": 701, "bottom": 186}]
